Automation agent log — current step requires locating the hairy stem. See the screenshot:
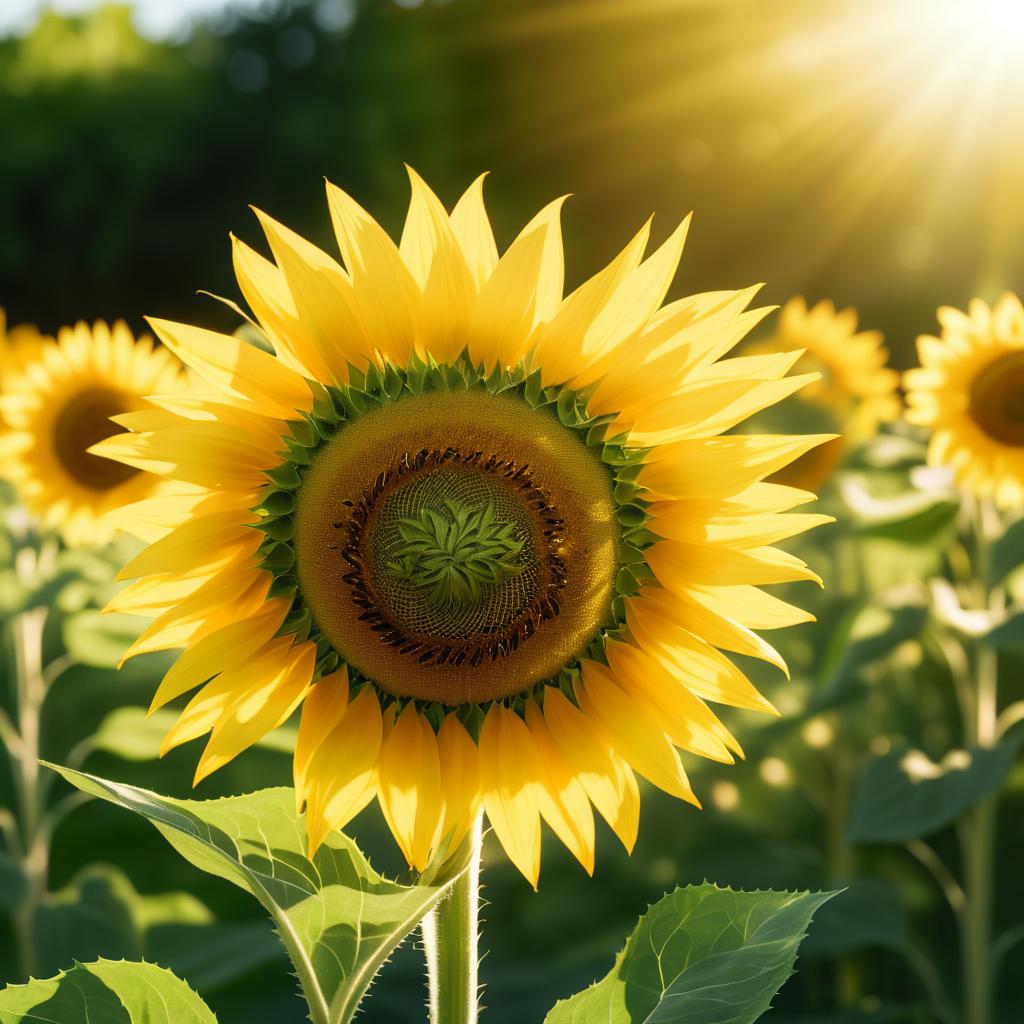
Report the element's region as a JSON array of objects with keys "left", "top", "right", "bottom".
[
  {"left": 10, "top": 602, "right": 48, "bottom": 981},
  {"left": 423, "top": 816, "right": 483, "bottom": 1024}
]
